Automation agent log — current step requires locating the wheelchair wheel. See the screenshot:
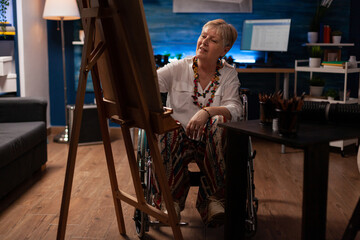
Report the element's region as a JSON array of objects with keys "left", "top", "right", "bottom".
[
  {"left": 133, "top": 129, "right": 150, "bottom": 238},
  {"left": 245, "top": 144, "right": 258, "bottom": 238},
  {"left": 134, "top": 208, "right": 148, "bottom": 238},
  {"left": 245, "top": 186, "right": 258, "bottom": 237},
  {"left": 245, "top": 197, "right": 258, "bottom": 238}
]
